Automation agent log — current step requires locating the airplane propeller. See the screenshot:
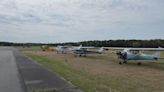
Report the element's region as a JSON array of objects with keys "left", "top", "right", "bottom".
[{"left": 116, "top": 51, "right": 127, "bottom": 64}]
